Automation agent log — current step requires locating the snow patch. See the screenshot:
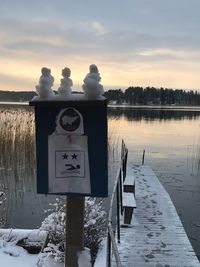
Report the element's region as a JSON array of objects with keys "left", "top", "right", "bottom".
[
  {"left": 32, "top": 93, "right": 105, "bottom": 102},
  {"left": 0, "top": 241, "right": 38, "bottom": 267},
  {"left": 77, "top": 248, "right": 91, "bottom": 267},
  {"left": 93, "top": 238, "right": 107, "bottom": 267},
  {"left": 0, "top": 229, "right": 47, "bottom": 243}
]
